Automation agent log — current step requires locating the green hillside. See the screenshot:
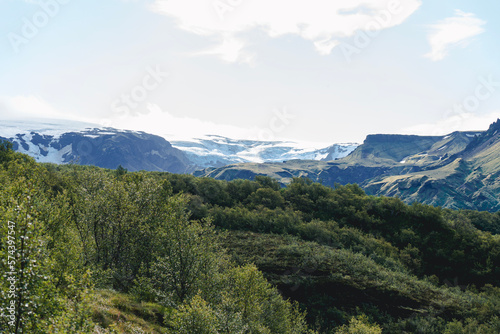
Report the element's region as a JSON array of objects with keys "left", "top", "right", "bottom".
[{"left": 1, "top": 141, "right": 499, "bottom": 333}]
